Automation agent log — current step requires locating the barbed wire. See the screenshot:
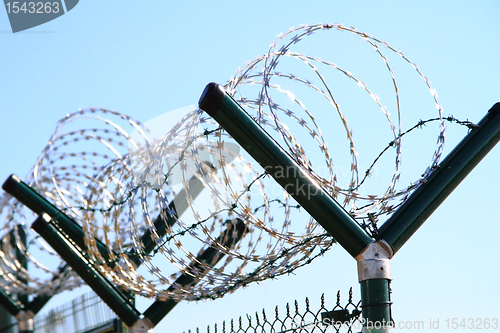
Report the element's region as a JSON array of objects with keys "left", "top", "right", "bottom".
[{"left": 0, "top": 23, "right": 475, "bottom": 302}]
